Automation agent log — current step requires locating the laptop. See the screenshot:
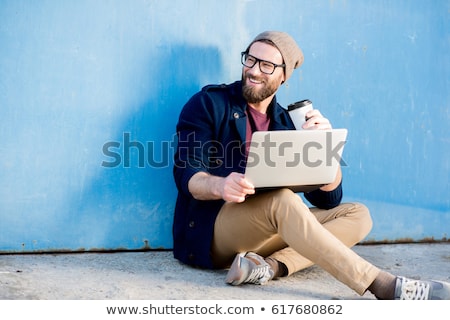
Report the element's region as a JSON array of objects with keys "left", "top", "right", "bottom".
[{"left": 244, "top": 129, "right": 348, "bottom": 193}]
